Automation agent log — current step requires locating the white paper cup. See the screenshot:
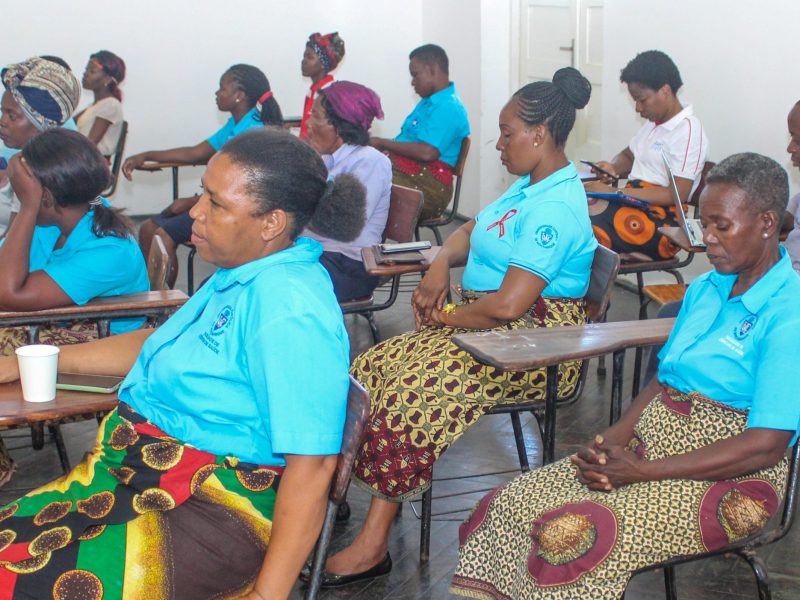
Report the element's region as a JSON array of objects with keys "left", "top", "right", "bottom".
[{"left": 15, "top": 345, "right": 60, "bottom": 403}]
